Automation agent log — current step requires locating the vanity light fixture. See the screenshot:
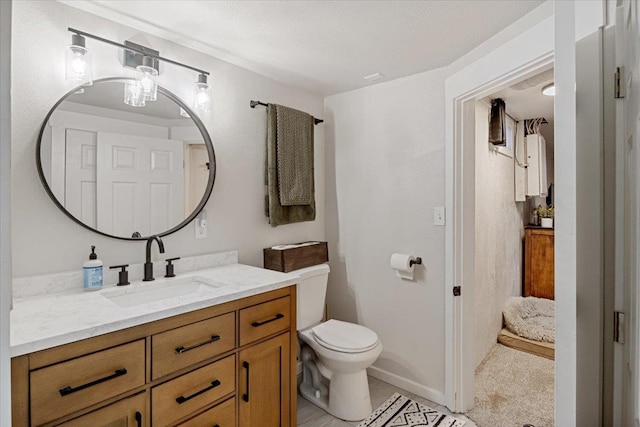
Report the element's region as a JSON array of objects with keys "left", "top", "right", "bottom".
[
  {"left": 193, "top": 73, "right": 211, "bottom": 114},
  {"left": 66, "top": 28, "right": 211, "bottom": 112},
  {"left": 541, "top": 83, "right": 555, "bottom": 96},
  {"left": 124, "top": 79, "right": 146, "bottom": 107},
  {"left": 65, "top": 33, "right": 92, "bottom": 84},
  {"left": 137, "top": 56, "right": 159, "bottom": 101}
]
